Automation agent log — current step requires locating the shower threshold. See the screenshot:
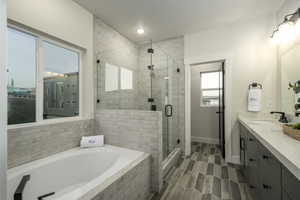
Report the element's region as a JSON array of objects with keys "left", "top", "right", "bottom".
[{"left": 162, "top": 148, "right": 181, "bottom": 178}]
